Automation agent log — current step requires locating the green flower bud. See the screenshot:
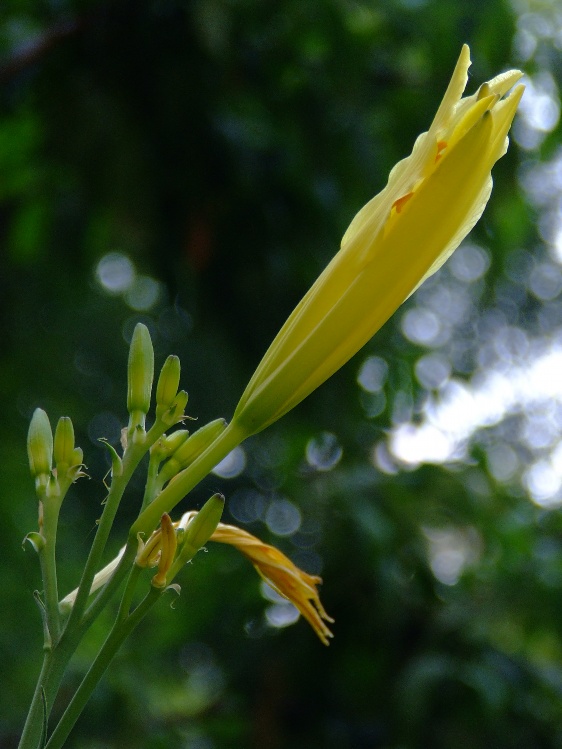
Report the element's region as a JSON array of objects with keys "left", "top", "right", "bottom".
[
  {"left": 151, "top": 430, "right": 190, "bottom": 462},
  {"left": 174, "top": 419, "right": 227, "bottom": 467},
  {"left": 127, "top": 323, "right": 154, "bottom": 431},
  {"left": 181, "top": 493, "right": 224, "bottom": 559},
  {"left": 160, "top": 390, "right": 189, "bottom": 427},
  {"left": 27, "top": 409, "right": 53, "bottom": 489},
  {"left": 54, "top": 416, "right": 75, "bottom": 470},
  {"left": 156, "top": 355, "right": 181, "bottom": 420},
  {"left": 158, "top": 419, "right": 227, "bottom": 486}
]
